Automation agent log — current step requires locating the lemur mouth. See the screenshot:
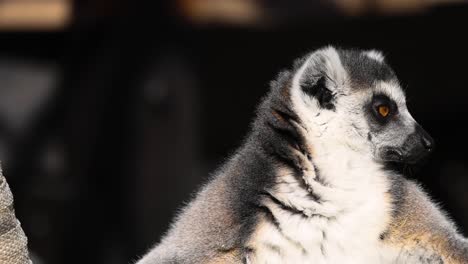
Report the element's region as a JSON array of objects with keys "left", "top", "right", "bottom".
[
  {"left": 405, "top": 150, "right": 431, "bottom": 165},
  {"left": 381, "top": 148, "right": 404, "bottom": 163},
  {"left": 381, "top": 148, "right": 431, "bottom": 165}
]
